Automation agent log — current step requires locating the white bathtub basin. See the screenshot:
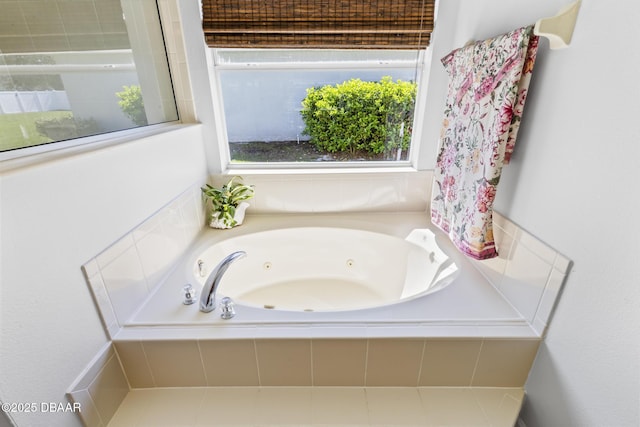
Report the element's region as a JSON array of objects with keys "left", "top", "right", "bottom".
[{"left": 190, "top": 227, "right": 459, "bottom": 312}]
